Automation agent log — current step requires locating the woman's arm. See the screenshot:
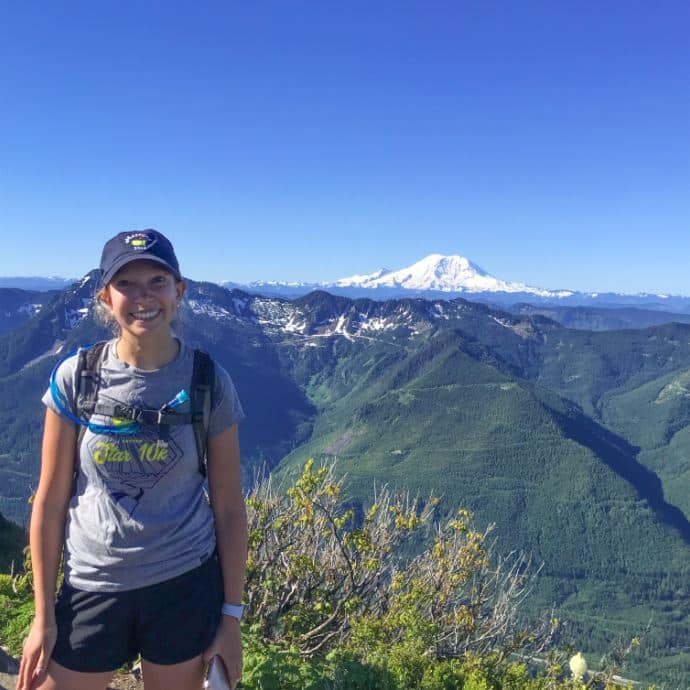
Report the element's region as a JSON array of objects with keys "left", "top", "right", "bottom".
[
  {"left": 18, "top": 409, "right": 76, "bottom": 690},
  {"left": 204, "top": 424, "right": 247, "bottom": 689}
]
